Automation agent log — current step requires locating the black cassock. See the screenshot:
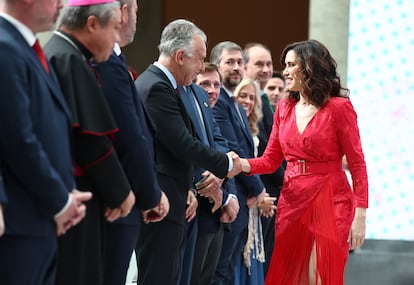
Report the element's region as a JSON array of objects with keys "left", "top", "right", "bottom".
[{"left": 45, "top": 30, "right": 130, "bottom": 285}]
